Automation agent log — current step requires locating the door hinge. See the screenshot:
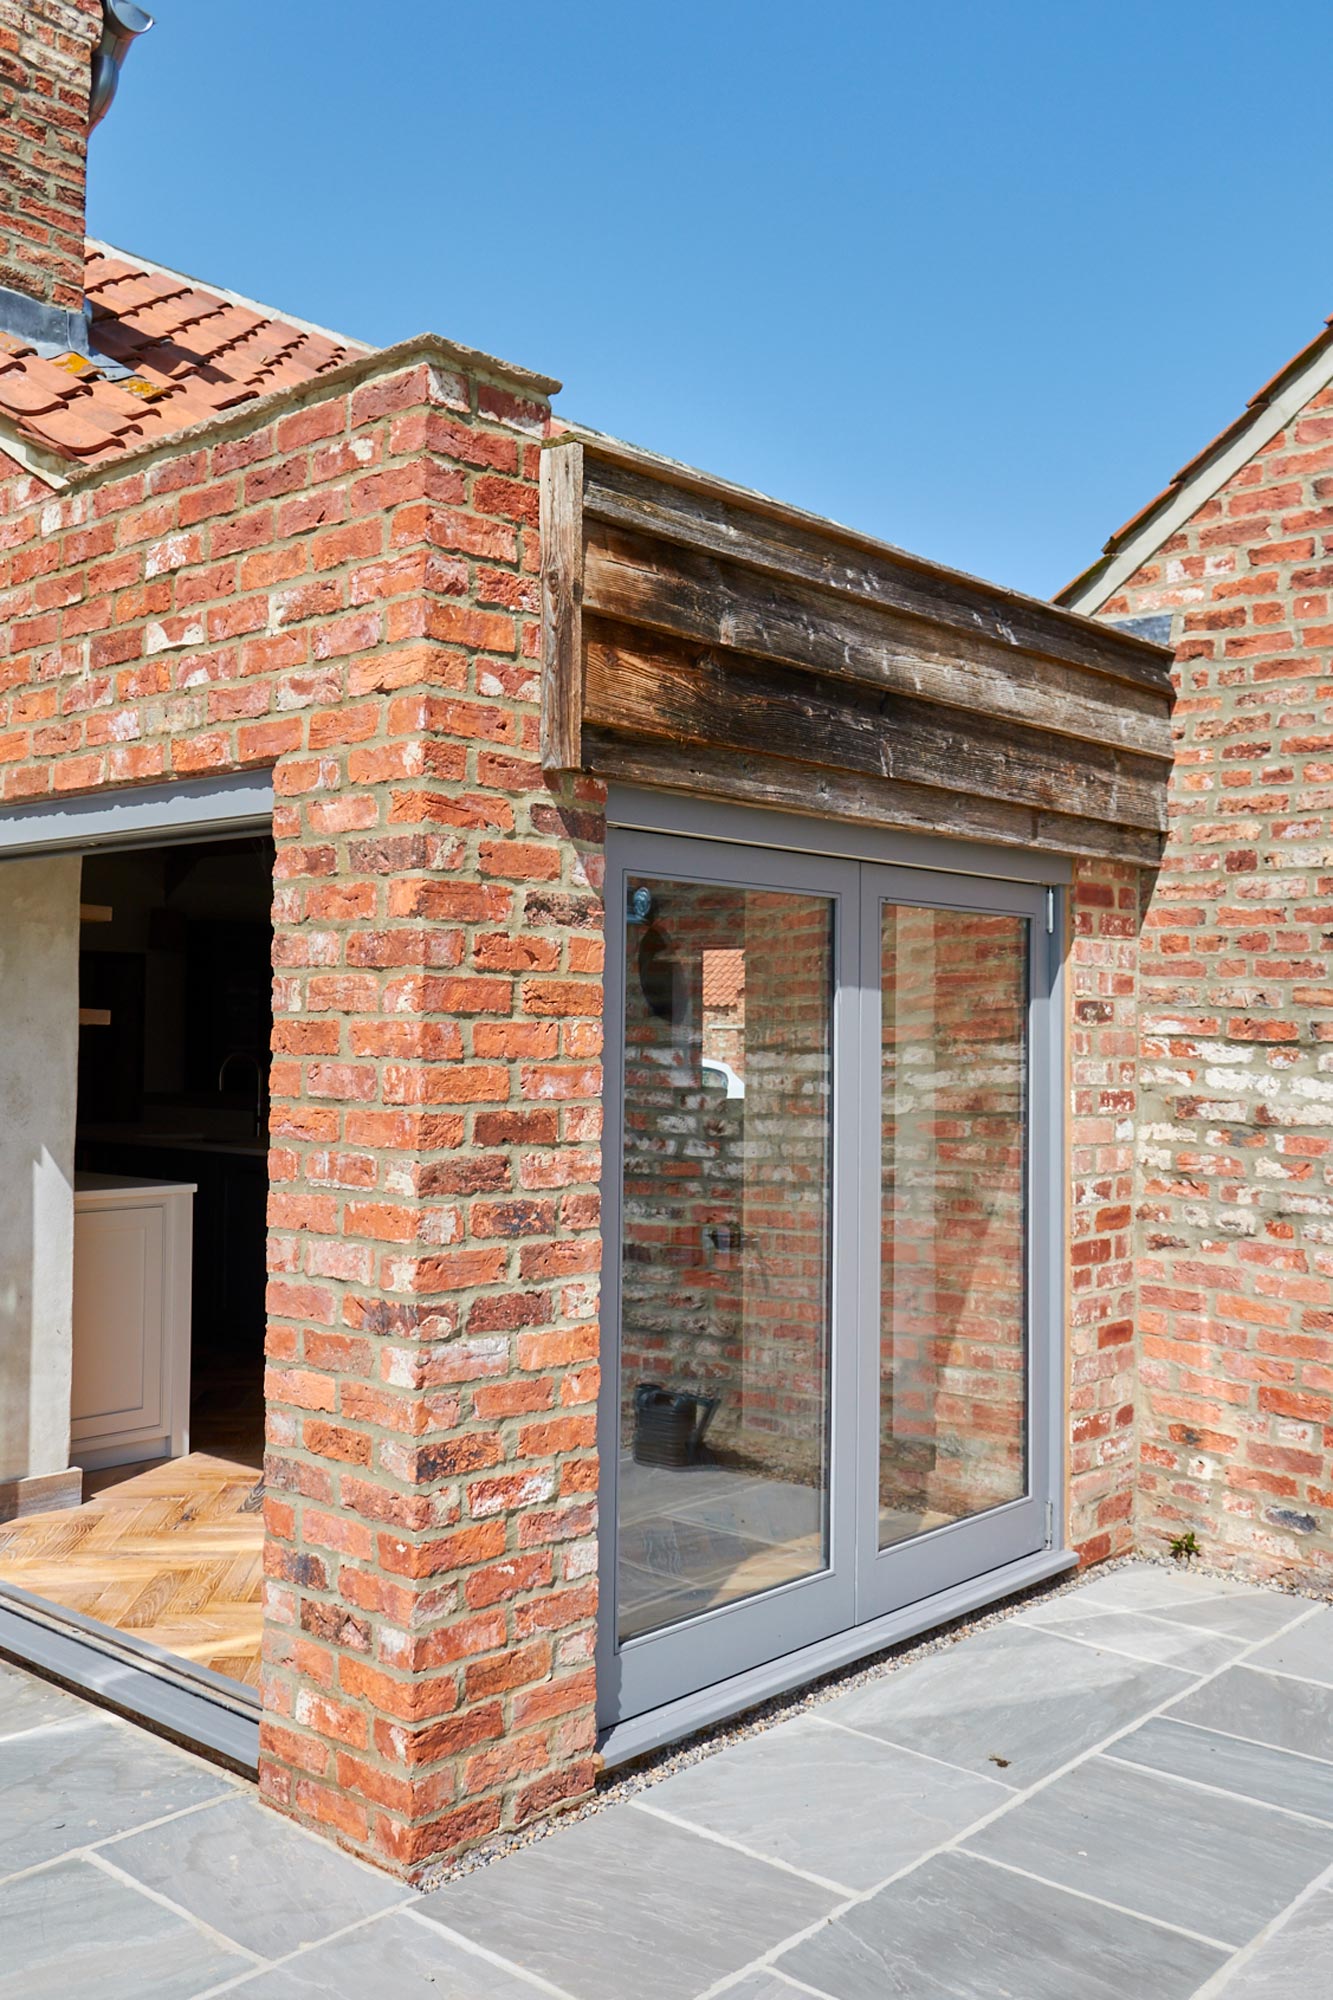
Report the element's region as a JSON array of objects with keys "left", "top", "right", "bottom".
[
  {"left": 1044, "top": 1499, "right": 1056, "bottom": 1547},
  {"left": 1045, "top": 888, "right": 1055, "bottom": 934}
]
